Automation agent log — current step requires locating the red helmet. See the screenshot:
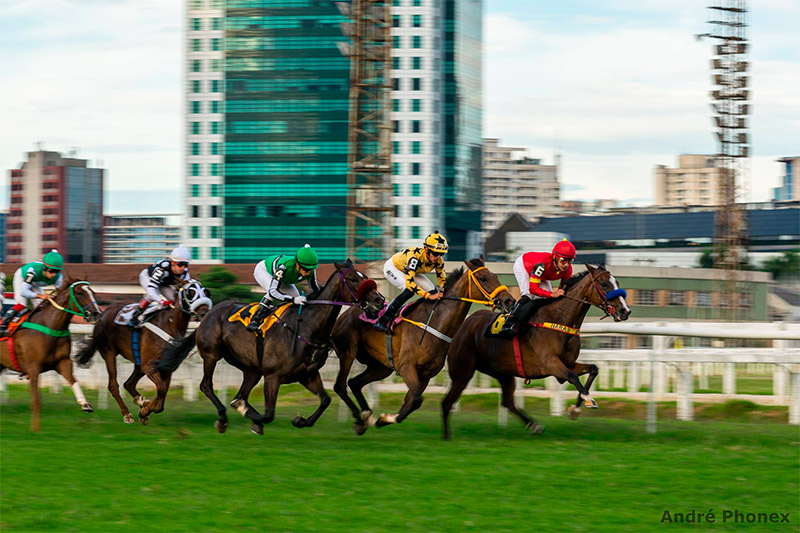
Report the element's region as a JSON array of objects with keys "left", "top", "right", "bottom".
[{"left": 552, "top": 239, "right": 576, "bottom": 259}]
